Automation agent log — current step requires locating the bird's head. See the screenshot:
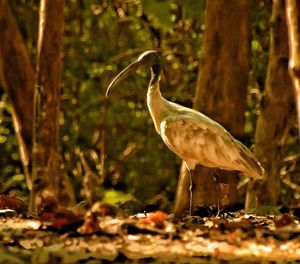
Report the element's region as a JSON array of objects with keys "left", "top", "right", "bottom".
[
  {"left": 106, "top": 50, "right": 161, "bottom": 97},
  {"left": 136, "top": 50, "right": 160, "bottom": 66}
]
